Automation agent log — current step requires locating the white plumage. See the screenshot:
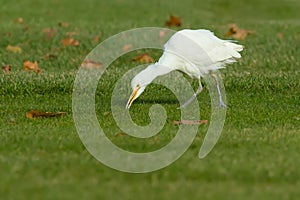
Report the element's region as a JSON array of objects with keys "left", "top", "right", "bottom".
[{"left": 126, "top": 29, "right": 243, "bottom": 109}]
